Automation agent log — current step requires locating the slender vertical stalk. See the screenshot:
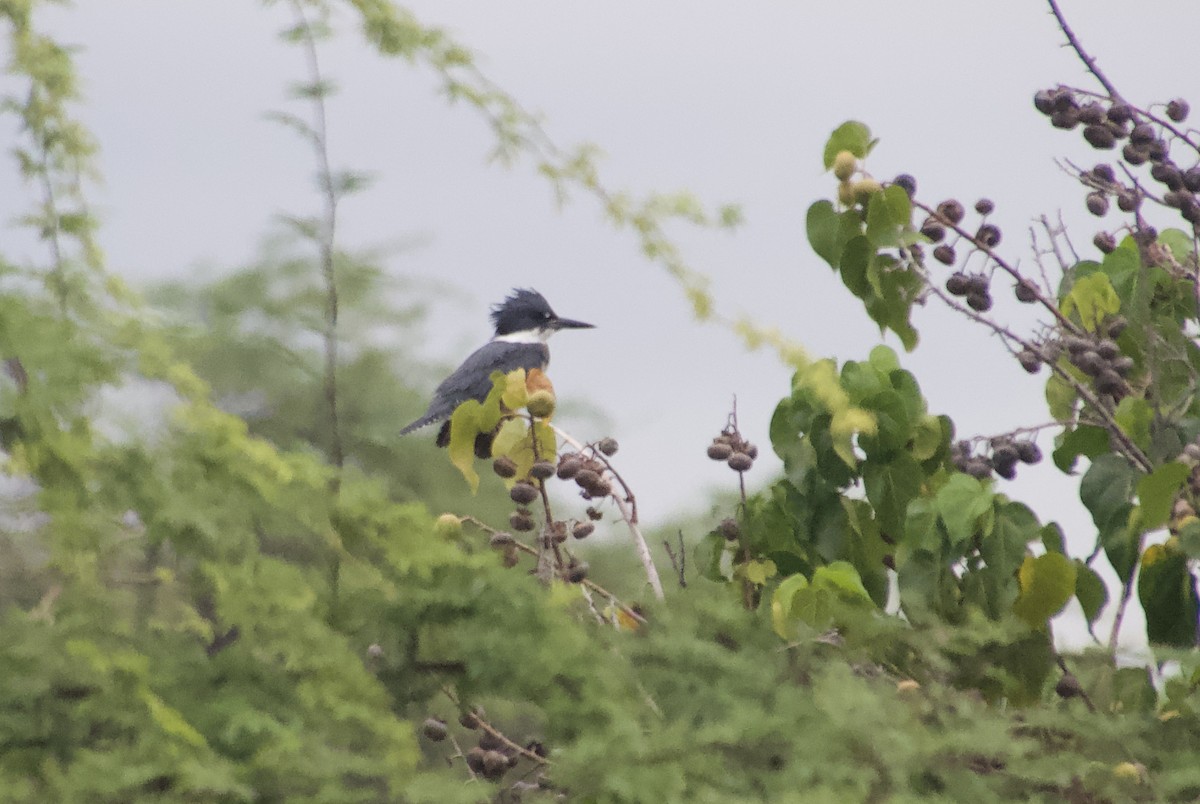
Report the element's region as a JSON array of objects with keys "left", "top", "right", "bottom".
[{"left": 288, "top": 1, "right": 344, "bottom": 484}]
